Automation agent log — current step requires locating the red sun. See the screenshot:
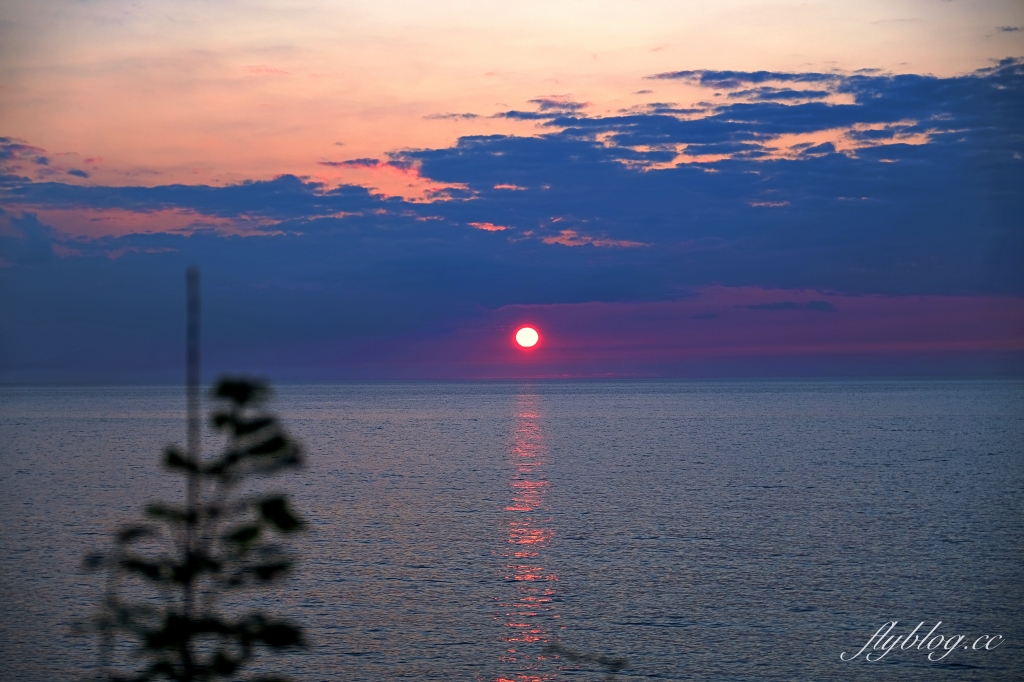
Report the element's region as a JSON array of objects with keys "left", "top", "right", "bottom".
[{"left": 515, "top": 327, "right": 540, "bottom": 348}]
